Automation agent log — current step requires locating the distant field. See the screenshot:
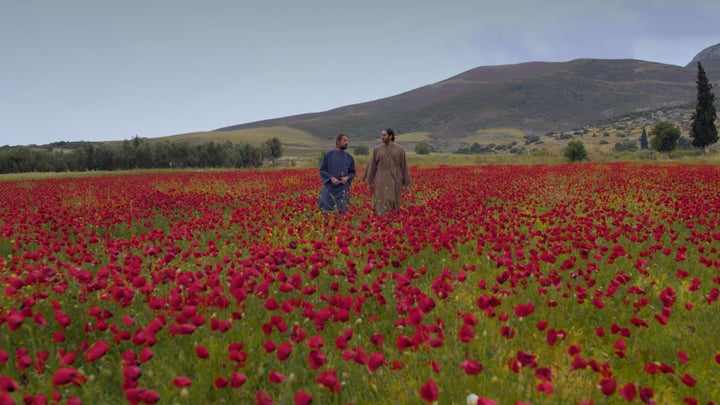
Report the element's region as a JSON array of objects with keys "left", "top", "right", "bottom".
[
  {"left": 466, "top": 127, "right": 526, "bottom": 143},
  {"left": 57, "top": 118, "right": 715, "bottom": 171},
  {"left": 149, "top": 126, "right": 326, "bottom": 149}
]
